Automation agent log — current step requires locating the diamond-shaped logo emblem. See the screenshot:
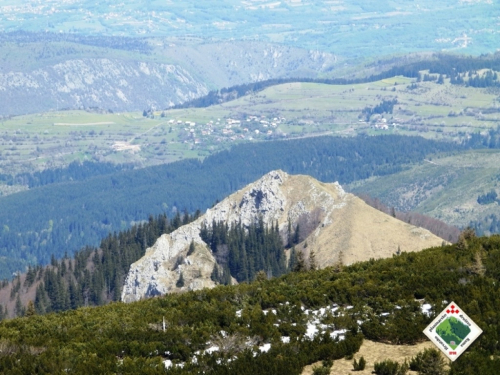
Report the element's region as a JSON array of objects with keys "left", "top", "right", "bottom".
[{"left": 423, "top": 301, "right": 482, "bottom": 361}]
